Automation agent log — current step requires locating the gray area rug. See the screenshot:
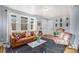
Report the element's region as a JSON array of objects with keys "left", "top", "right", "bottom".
[{"left": 6, "top": 38, "right": 66, "bottom": 53}]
